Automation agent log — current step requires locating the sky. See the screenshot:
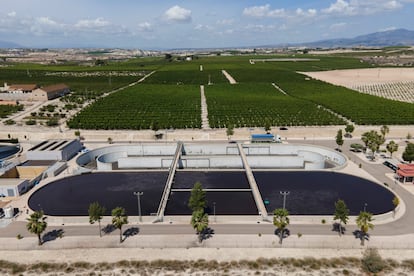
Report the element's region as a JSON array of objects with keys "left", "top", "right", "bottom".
[{"left": 0, "top": 0, "right": 413, "bottom": 49}]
